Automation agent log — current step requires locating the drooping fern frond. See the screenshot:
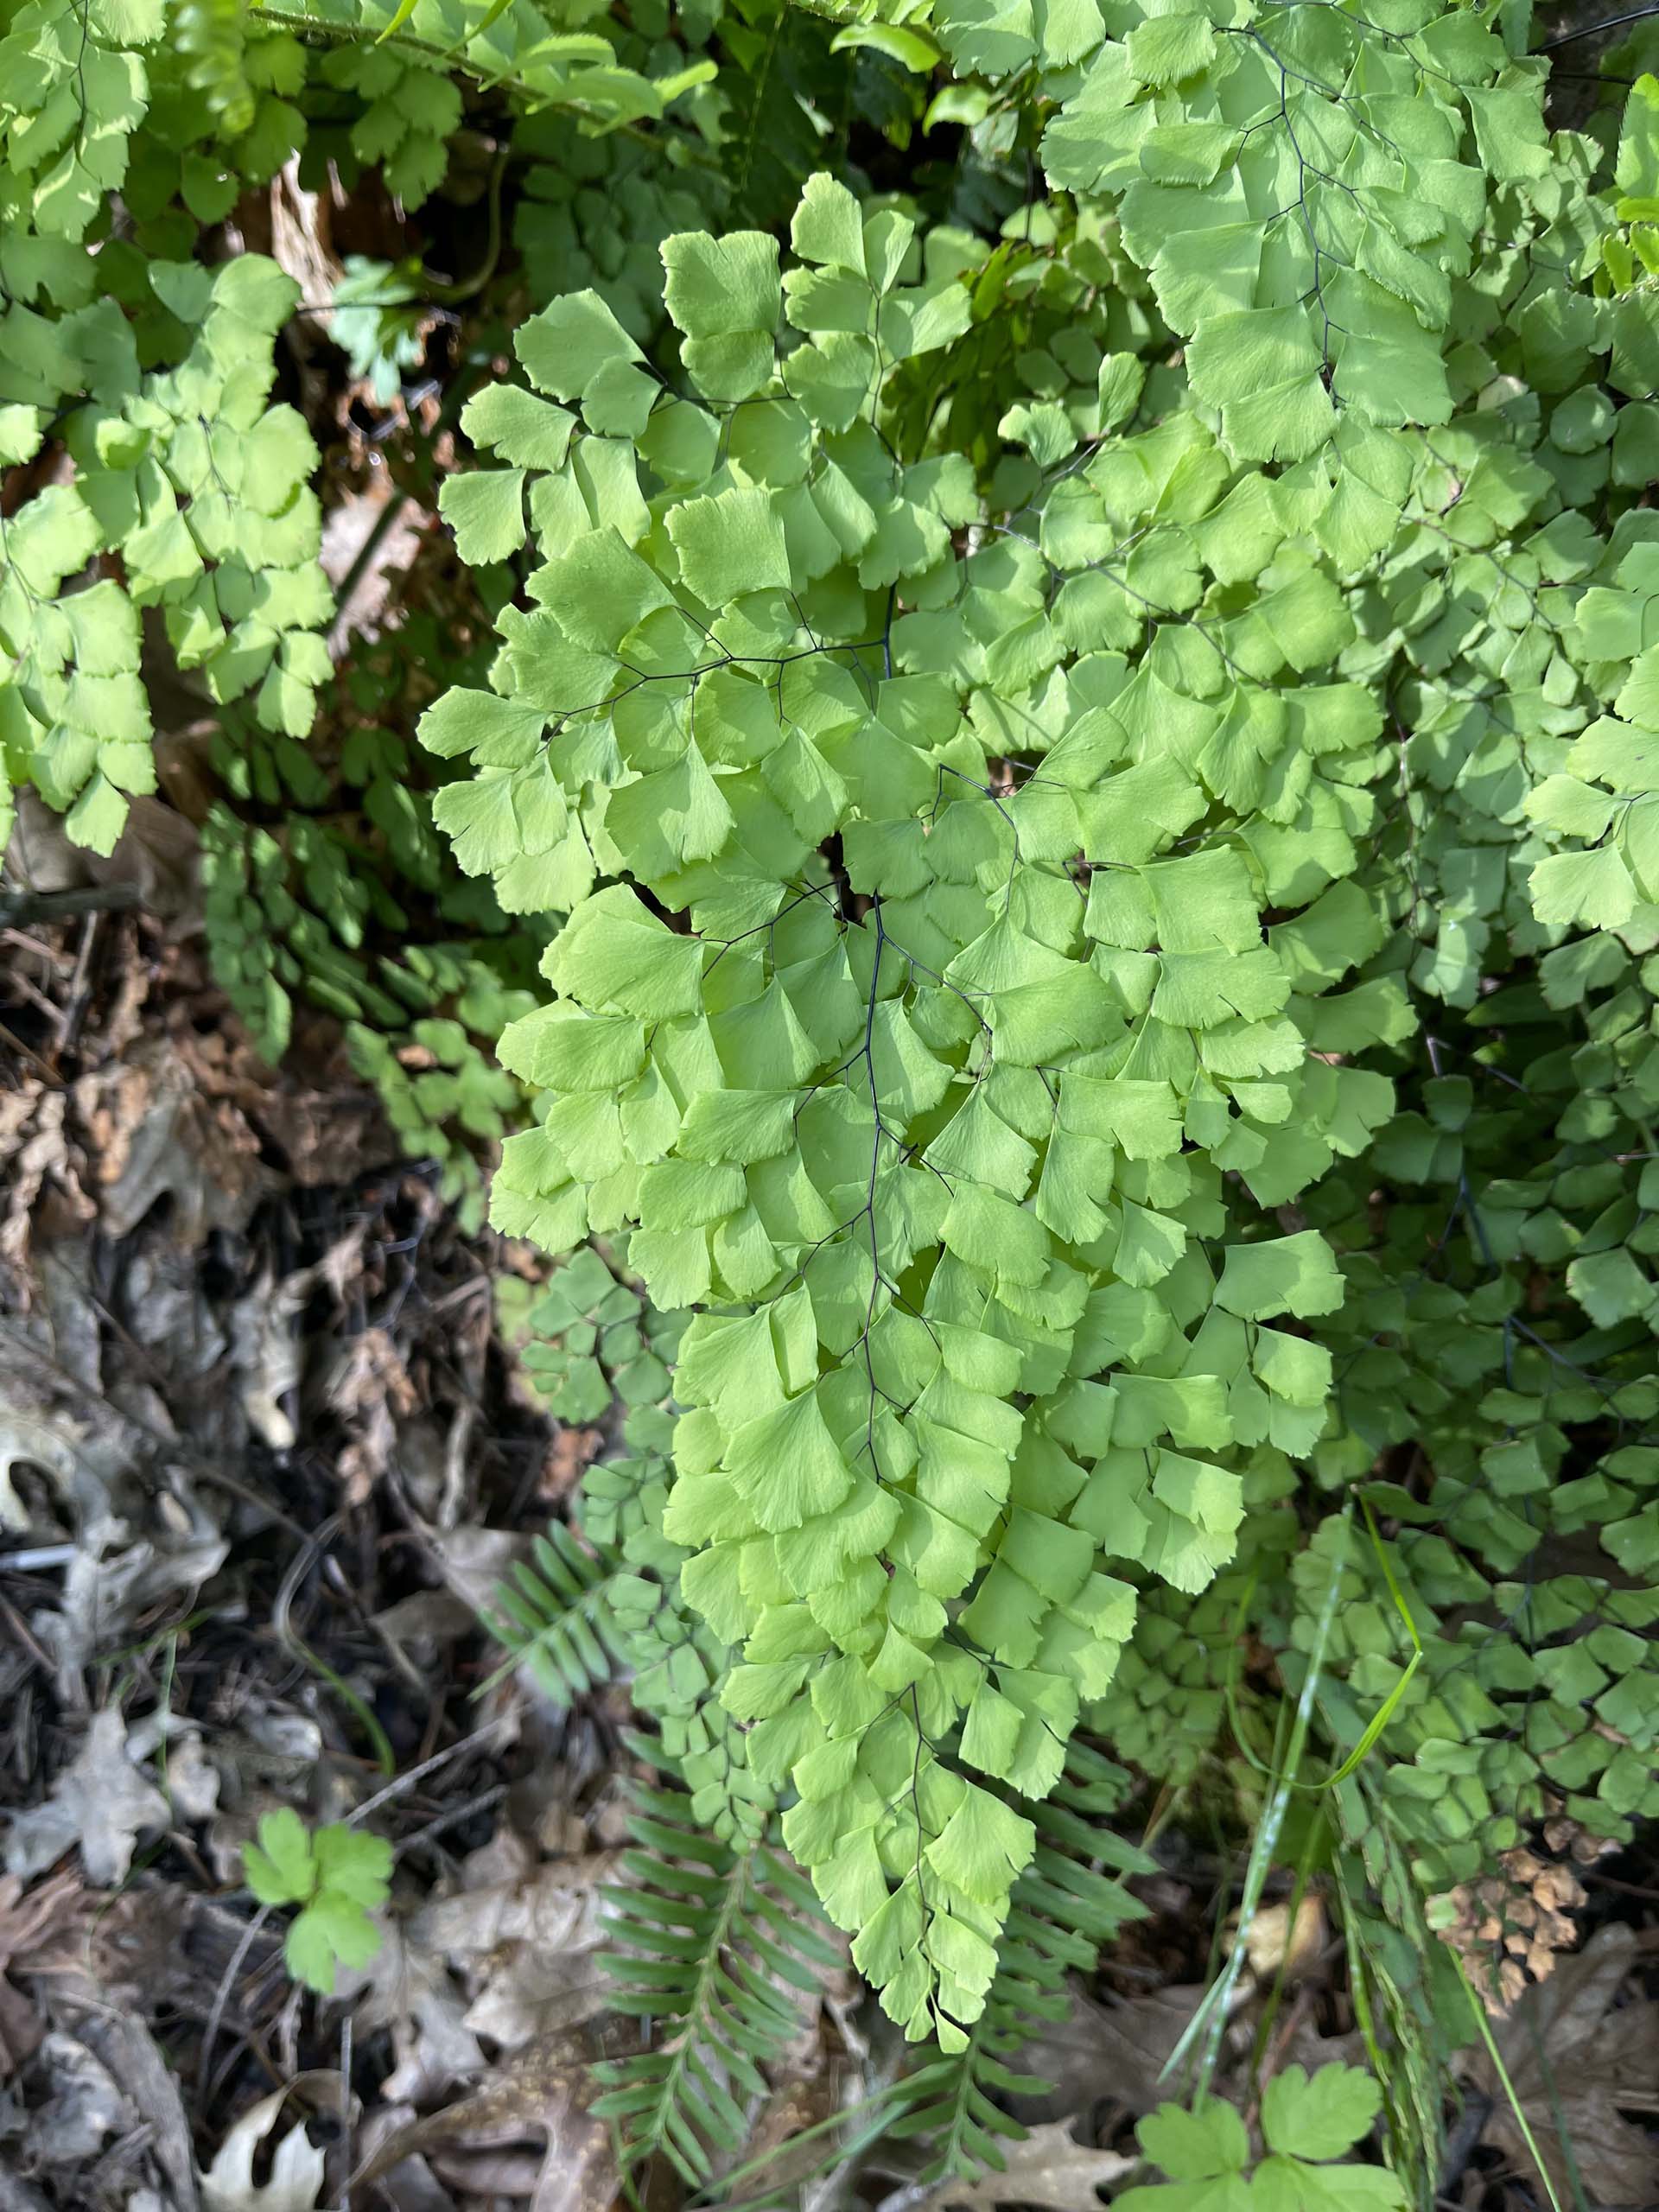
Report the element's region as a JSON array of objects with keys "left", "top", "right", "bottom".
[
  {"left": 171, "top": 0, "right": 261, "bottom": 137},
  {"left": 593, "top": 1784, "right": 842, "bottom": 2189},
  {"left": 893, "top": 1745, "right": 1156, "bottom": 2180}
]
